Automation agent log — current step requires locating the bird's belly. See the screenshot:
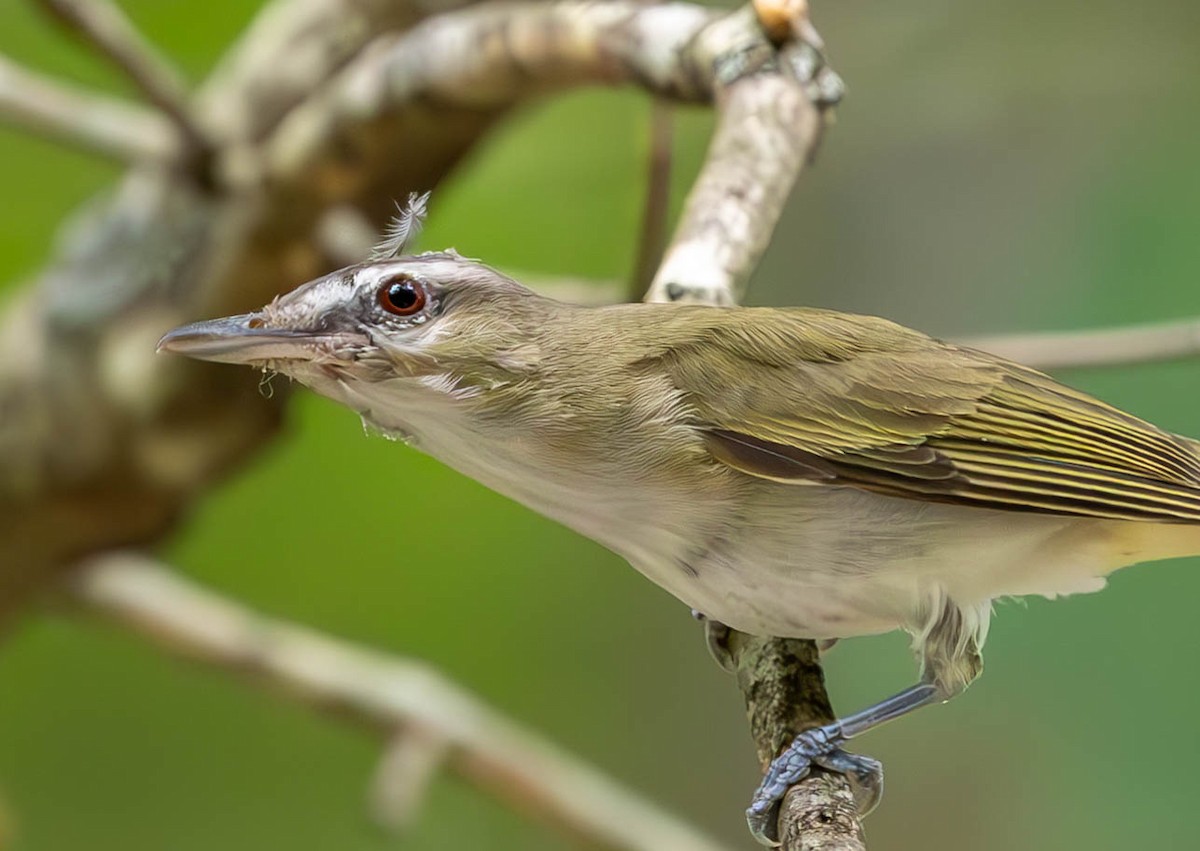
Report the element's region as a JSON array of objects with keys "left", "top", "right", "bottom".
[
  {"left": 625, "top": 546, "right": 911, "bottom": 639},
  {"left": 621, "top": 488, "right": 1152, "bottom": 641}
]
